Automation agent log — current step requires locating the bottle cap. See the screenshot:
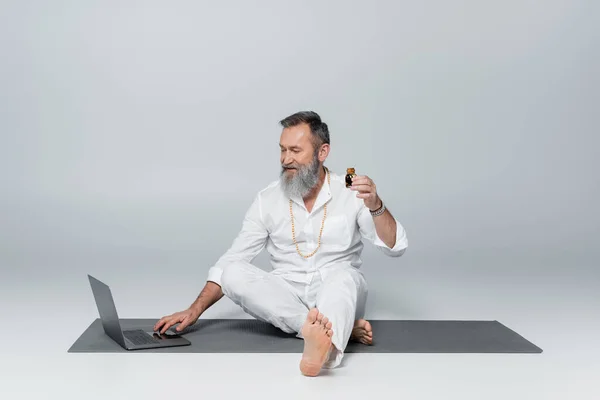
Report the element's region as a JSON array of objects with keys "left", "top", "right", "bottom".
[{"left": 347, "top": 168, "right": 355, "bottom": 174}]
